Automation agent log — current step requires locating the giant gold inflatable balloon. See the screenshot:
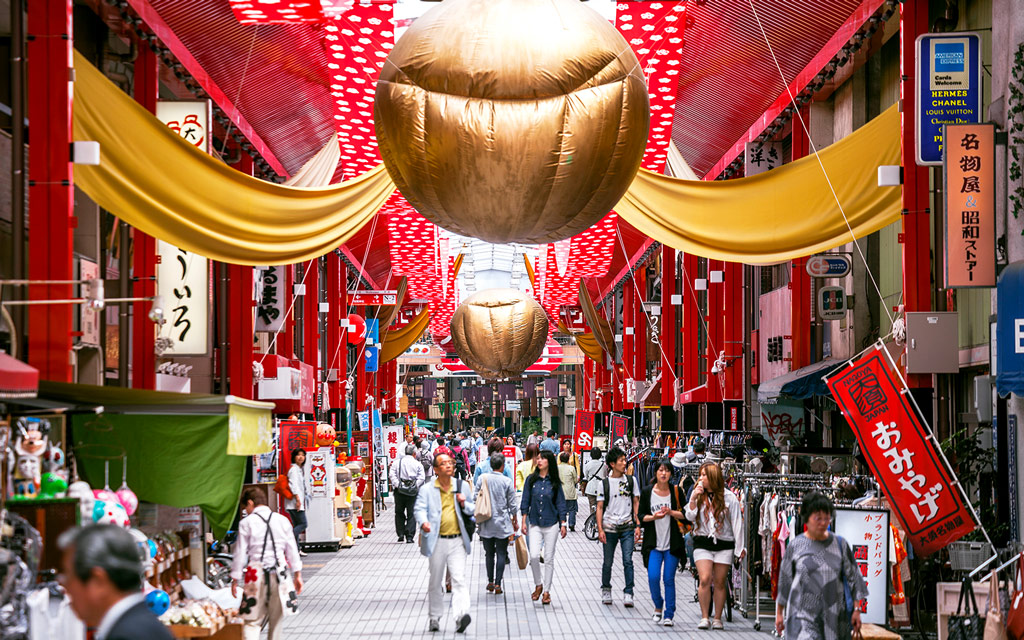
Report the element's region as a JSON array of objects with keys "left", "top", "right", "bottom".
[
  {"left": 450, "top": 289, "right": 549, "bottom": 379},
  {"left": 375, "top": 0, "right": 649, "bottom": 244}
]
